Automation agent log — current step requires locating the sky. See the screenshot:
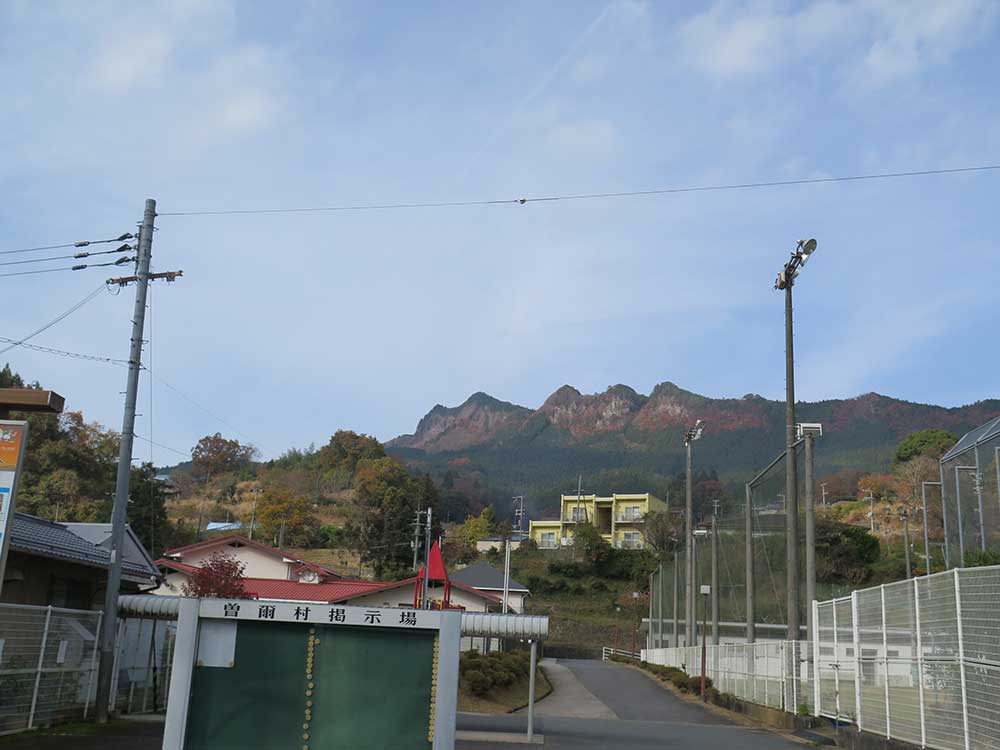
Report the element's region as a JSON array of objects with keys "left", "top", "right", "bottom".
[{"left": 1, "top": 0, "right": 999, "bottom": 465}]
